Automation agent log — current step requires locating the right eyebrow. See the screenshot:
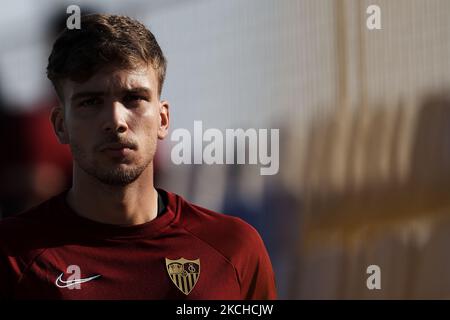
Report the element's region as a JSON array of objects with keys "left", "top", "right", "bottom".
[{"left": 70, "top": 91, "right": 105, "bottom": 102}]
